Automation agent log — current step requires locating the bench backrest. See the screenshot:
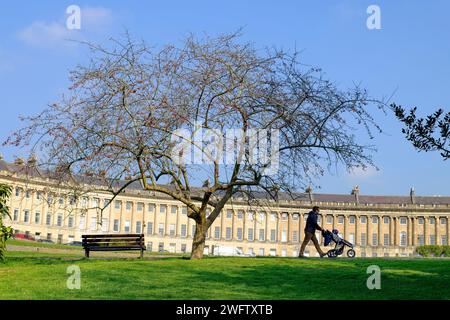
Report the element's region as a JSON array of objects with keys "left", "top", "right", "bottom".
[{"left": 82, "top": 234, "right": 145, "bottom": 248}]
